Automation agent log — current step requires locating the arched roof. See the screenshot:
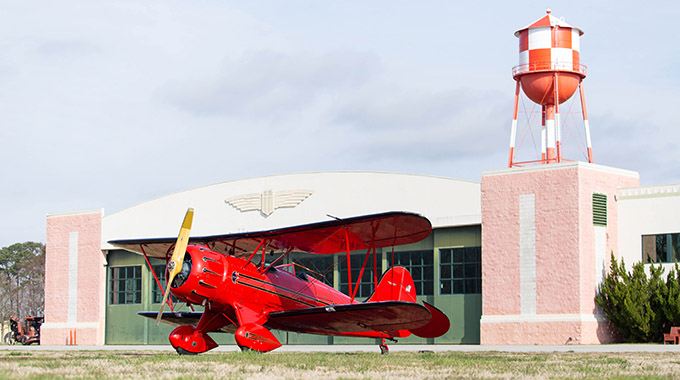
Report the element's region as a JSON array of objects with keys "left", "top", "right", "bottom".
[{"left": 101, "top": 172, "right": 480, "bottom": 249}]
